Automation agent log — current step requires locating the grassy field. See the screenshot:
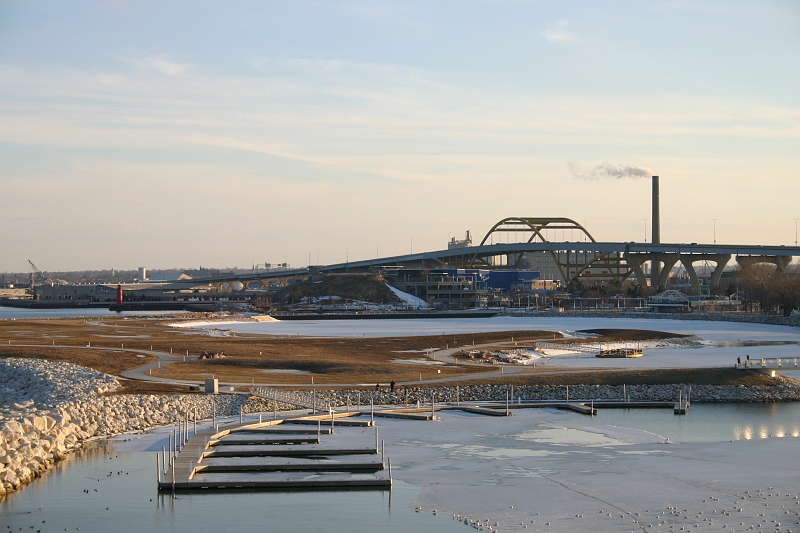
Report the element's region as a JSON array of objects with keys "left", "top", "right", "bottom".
[{"left": 0, "top": 316, "right": 784, "bottom": 390}]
